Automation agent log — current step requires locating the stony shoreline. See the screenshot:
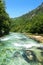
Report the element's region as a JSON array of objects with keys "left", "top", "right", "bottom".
[{"left": 24, "top": 33, "right": 43, "bottom": 43}]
